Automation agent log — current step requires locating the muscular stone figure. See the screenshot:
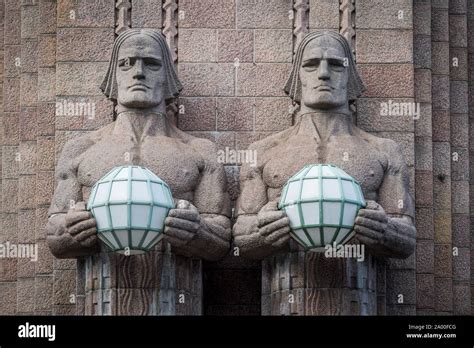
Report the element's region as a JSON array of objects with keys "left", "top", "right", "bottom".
[
  {"left": 46, "top": 29, "right": 231, "bottom": 315},
  {"left": 233, "top": 31, "right": 416, "bottom": 315}
]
